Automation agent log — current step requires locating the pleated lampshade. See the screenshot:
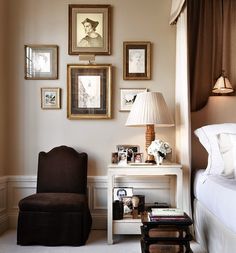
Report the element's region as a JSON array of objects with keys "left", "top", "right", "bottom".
[{"left": 125, "top": 92, "right": 174, "bottom": 127}]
